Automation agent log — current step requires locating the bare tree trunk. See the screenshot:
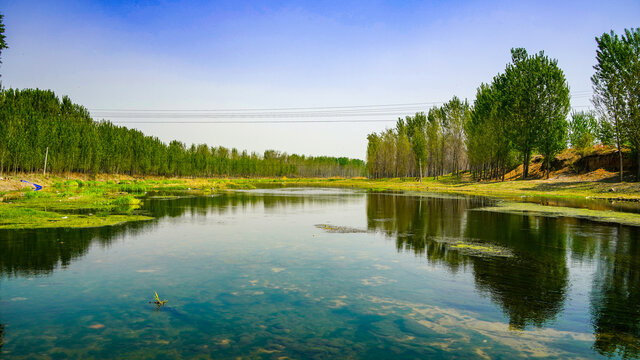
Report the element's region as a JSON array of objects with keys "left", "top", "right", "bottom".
[
  {"left": 636, "top": 150, "right": 639, "bottom": 182},
  {"left": 618, "top": 145, "right": 623, "bottom": 182},
  {"left": 615, "top": 116, "right": 623, "bottom": 183},
  {"left": 546, "top": 158, "right": 551, "bottom": 179},
  {"left": 522, "top": 151, "right": 530, "bottom": 180}
]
